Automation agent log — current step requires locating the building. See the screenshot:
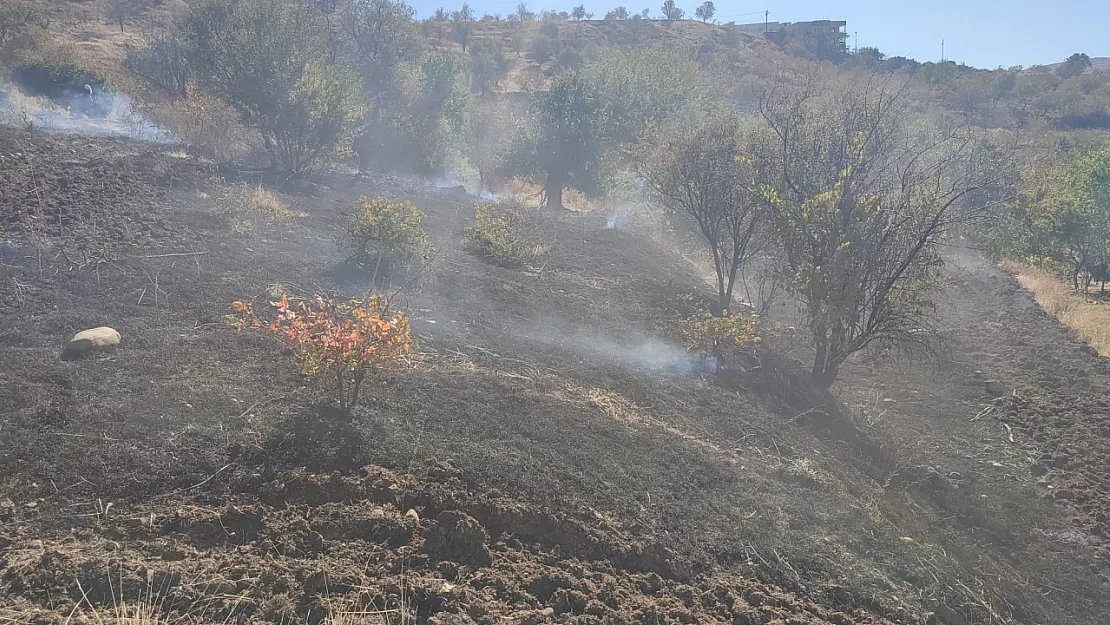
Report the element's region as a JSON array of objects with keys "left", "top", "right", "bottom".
[{"left": 730, "top": 19, "right": 848, "bottom": 58}]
